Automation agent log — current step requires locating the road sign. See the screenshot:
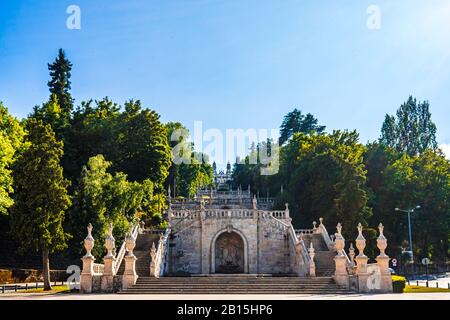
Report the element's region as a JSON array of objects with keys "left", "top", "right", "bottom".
[
  {"left": 391, "top": 258, "right": 397, "bottom": 267},
  {"left": 422, "top": 258, "right": 430, "bottom": 265}
]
